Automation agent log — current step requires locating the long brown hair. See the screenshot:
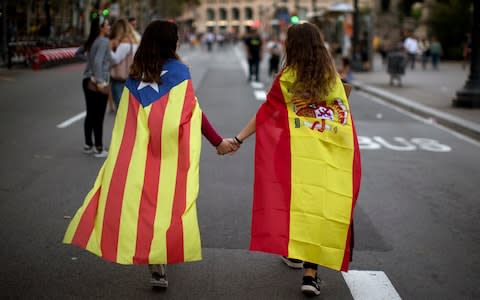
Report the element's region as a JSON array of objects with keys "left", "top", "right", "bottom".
[
  {"left": 129, "top": 20, "right": 179, "bottom": 83},
  {"left": 284, "top": 22, "right": 337, "bottom": 101},
  {"left": 110, "top": 18, "right": 128, "bottom": 41}
]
